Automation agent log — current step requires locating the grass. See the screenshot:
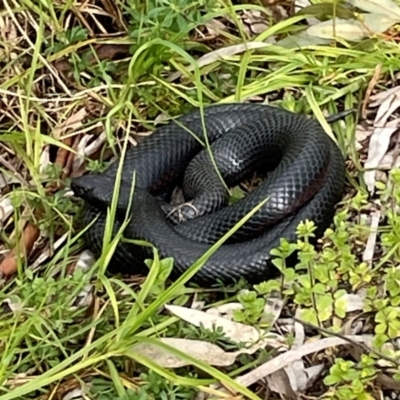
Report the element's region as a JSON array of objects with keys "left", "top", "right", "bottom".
[{"left": 1, "top": 0, "right": 400, "bottom": 399}]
